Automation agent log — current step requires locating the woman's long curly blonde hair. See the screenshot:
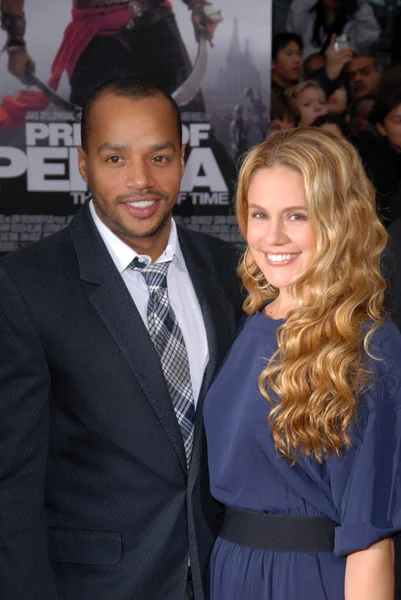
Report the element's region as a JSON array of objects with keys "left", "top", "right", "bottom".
[{"left": 236, "top": 128, "right": 387, "bottom": 463}]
